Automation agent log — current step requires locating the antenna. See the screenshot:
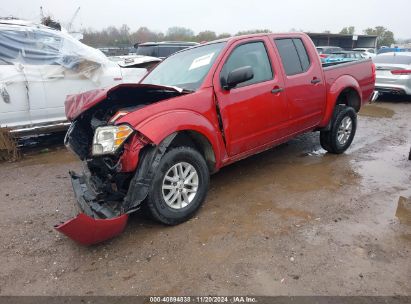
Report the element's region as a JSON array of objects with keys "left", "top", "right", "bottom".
[
  {"left": 40, "top": 6, "right": 44, "bottom": 20},
  {"left": 67, "top": 6, "right": 80, "bottom": 32}
]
